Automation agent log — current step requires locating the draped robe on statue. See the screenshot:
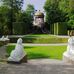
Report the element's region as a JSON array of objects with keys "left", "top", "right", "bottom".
[{"left": 8, "top": 38, "right": 26, "bottom": 62}]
